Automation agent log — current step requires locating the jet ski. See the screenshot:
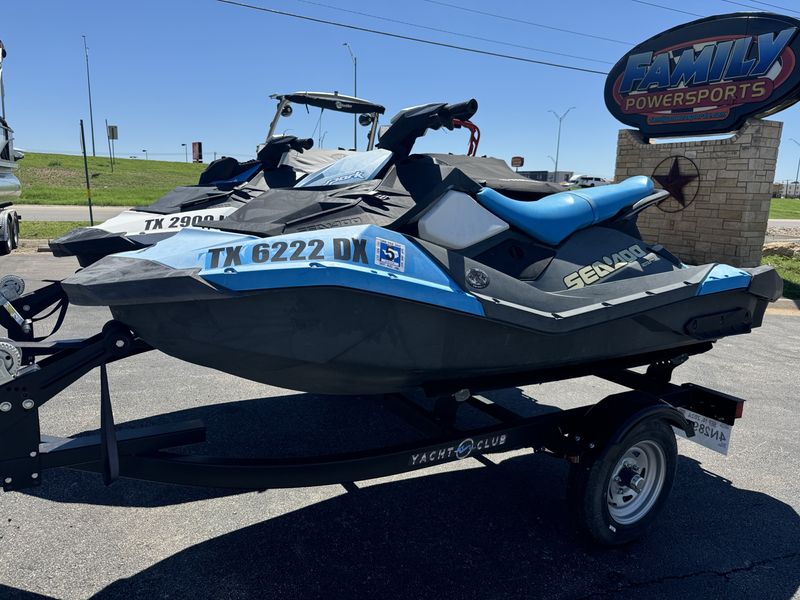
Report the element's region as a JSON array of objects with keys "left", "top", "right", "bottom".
[
  {"left": 63, "top": 100, "right": 782, "bottom": 395},
  {"left": 49, "top": 91, "right": 386, "bottom": 266}
]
